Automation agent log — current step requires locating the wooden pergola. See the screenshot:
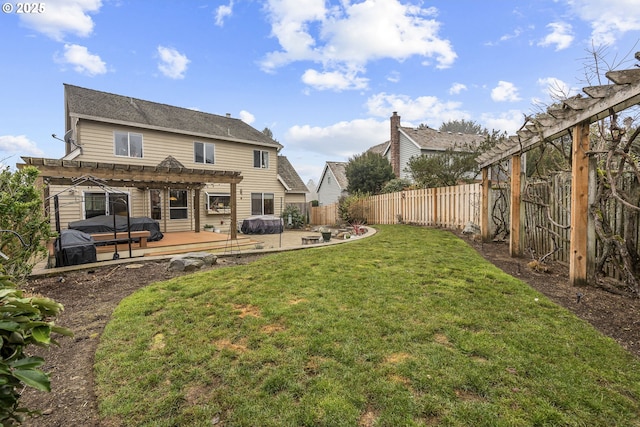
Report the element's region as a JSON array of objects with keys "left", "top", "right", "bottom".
[
  {"left": 18, "top": 157, "right": 244, "bottom": 240},
  {"left": 477, "top": 66, "right": 640, "bottom": 287}
]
